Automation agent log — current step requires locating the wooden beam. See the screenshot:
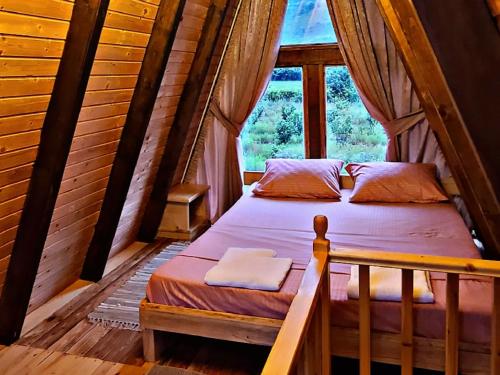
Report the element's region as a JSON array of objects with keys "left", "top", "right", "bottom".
[
  {"left": 276, "top": 43, "right": 344, "bottom": 67},
  {"left": 375, "top": 0, "right": 500, "bottom": 256},
  {"left": 303, "top": 64, "right": 326, "bottom": 159},
  {"left": 138, "top": 0, "right": 231, "bottom": 242},
  {"left": 0, "top": 0, "right": 110, "bottom": 345},
  {"left": 79, "top": 0, "right": 186, "bottom": 282}
]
